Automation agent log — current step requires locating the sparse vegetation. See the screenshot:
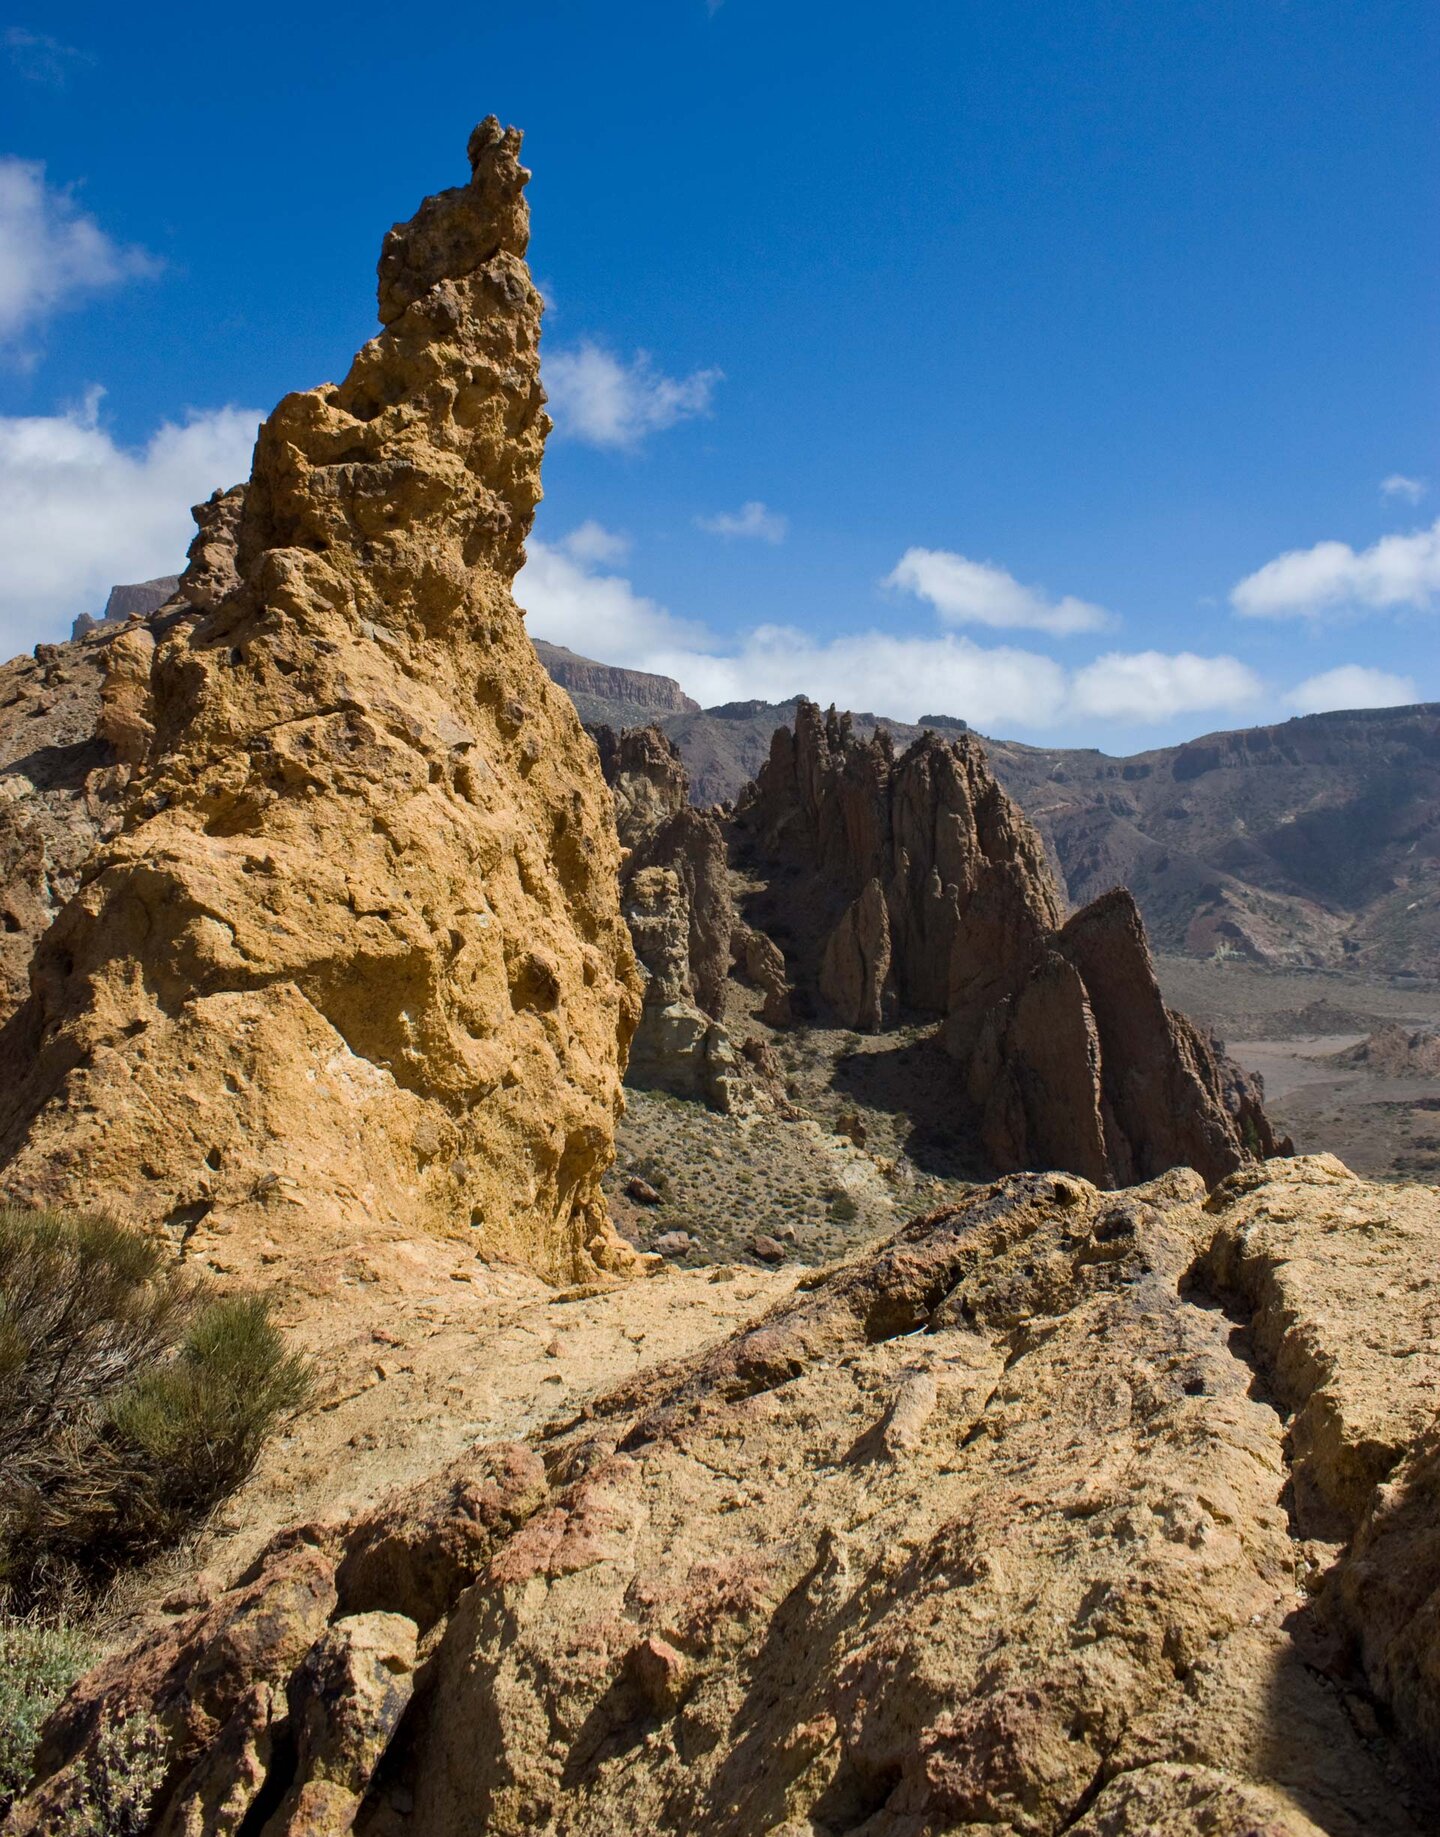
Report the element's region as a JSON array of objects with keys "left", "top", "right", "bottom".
[
  {"left": 54, "top": 1710, "right": 168, "bottom": 1837},
  {"left": 0, "top": 1206, "right": 310, "bottom": 1605},
  {"left": 0, "top": 1613, "right": 93, "bottom": 1817}
]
